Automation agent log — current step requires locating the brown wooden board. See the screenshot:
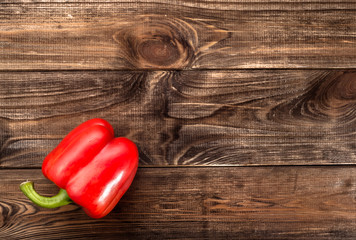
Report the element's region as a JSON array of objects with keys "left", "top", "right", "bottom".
[
  {"left": 1, "top": 1, "right": 356, "bottom": 239},
  {"left": 1, "top": 167, "right": 356, "bottom": 239},
  {"left": 0, "top": 70, "right": 355, "bottom": 167},
  {"left": 1, "top": 1, "right": 355, "bottom": 70}
]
